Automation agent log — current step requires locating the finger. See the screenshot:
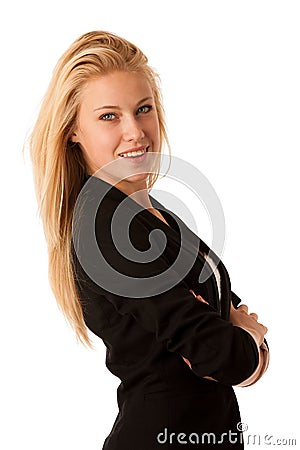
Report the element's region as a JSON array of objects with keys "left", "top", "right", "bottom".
[
  {"left": 250, "top": 312, "right": 258, "bottom": 321},
  {"left": 256, "top": 321, "right": 268, "bottom": 335},
  {"left": 238, "top": 304, "right": 249, "bottom": 314},
  {"left": 260, "top": 324, "right": 268, "bottom": 334}
]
